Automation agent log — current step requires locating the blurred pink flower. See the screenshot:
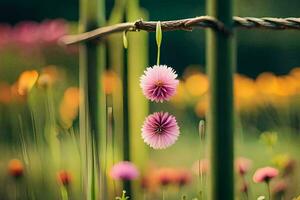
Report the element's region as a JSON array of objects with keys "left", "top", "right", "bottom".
[
  {"left": 40, "top": 19, "right": 68, "bottom": 43},
  {"left": 253, "top": 167, "right": 279, "bottom": 183},
  {"left": 0, "top": 24, "right": 12, "bottom": 48},
  {"left": 110, "top": 161, "right": 139, "bottom": 181},
  {"left": 240, "top": 181, "right": 249, "bottom": 193},
  {"left": 140, "top": 65, "right": 179, "bottom": 102},
  {"left": 236, "top": 157, "right": 252, "bottom": 176},
  {"left": 141, "top": 112, "right": 180, "bottom": 149},
  {"left": 13, "top": 21, "right": 40, "bottom": 45},
  {"left": 272, "top": 180, "right": 287, "bottom": 195}
]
